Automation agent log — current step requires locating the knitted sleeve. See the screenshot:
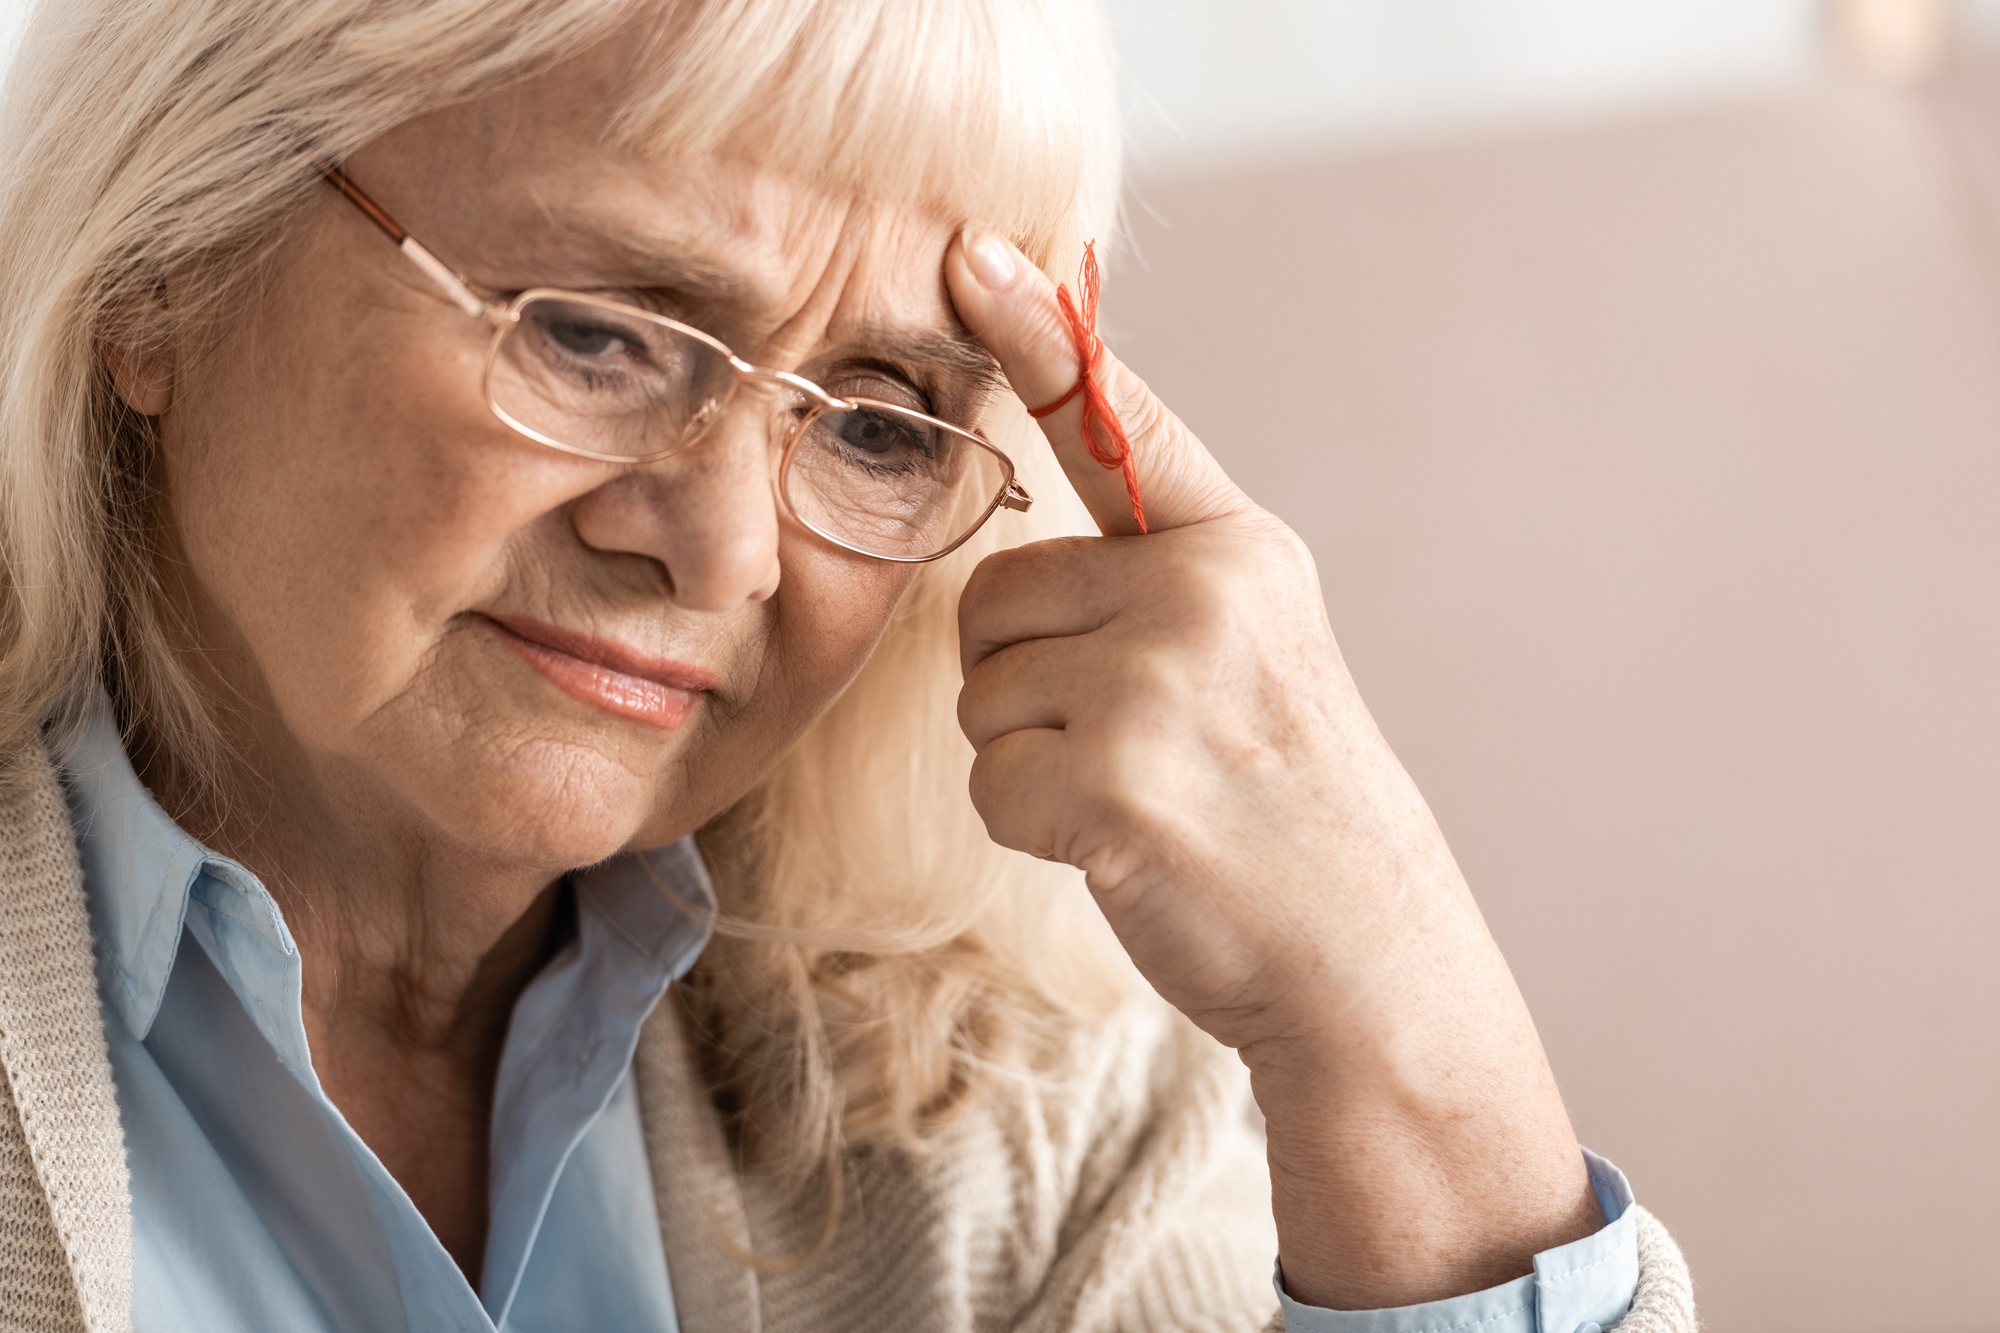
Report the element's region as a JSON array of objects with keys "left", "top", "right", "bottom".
[
  {"left": 656, "top": 991, "right": 1696, "bottom": 1333},
  {"left": 981, "top": 1000, "right": 1699, "bottom": 1333}
]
